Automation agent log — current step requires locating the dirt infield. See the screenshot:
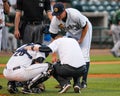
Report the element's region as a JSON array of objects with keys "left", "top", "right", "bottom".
[
  {"left": 0, "top": 49, "right": 120, "bottom": 78},
  {"left": 90, "top": 49, "right": 111, "bottom": 55}
]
